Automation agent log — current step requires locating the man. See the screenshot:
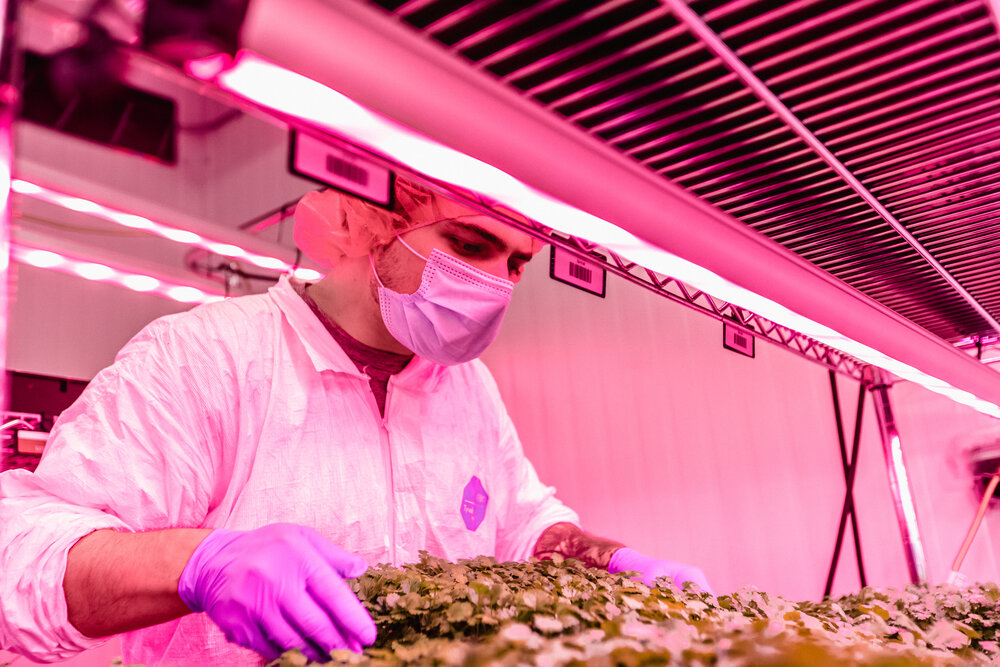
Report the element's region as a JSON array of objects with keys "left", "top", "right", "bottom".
[{"left": 0, "top": 178, "right": 710, "bottom": 666}]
